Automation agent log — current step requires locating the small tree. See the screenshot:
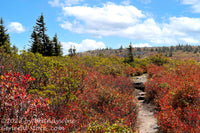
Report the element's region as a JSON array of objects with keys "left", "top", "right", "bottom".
[
  {"left": 52, "top": 33, "right": 62, "bottom": 56},
  {"left": 73, "top": 46, "right": 76, "bottom": 56},
  {"left": 68, "top": 45, "right": 76, "bottom": 57},
  {"left": 169, "top": 46, "right": 173, "bottom": 57},
  {"left": 45, "top": 35, "right": 53, "bottom": 56},
  {"left": 125, "top": 43, "right": 134, "bottom": 63},
  {"left": 119, "top": 45, "right": 123, "bottom": 52},
  {"left": 29, "top": 31, "right": 41, "bottom": 53}
]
